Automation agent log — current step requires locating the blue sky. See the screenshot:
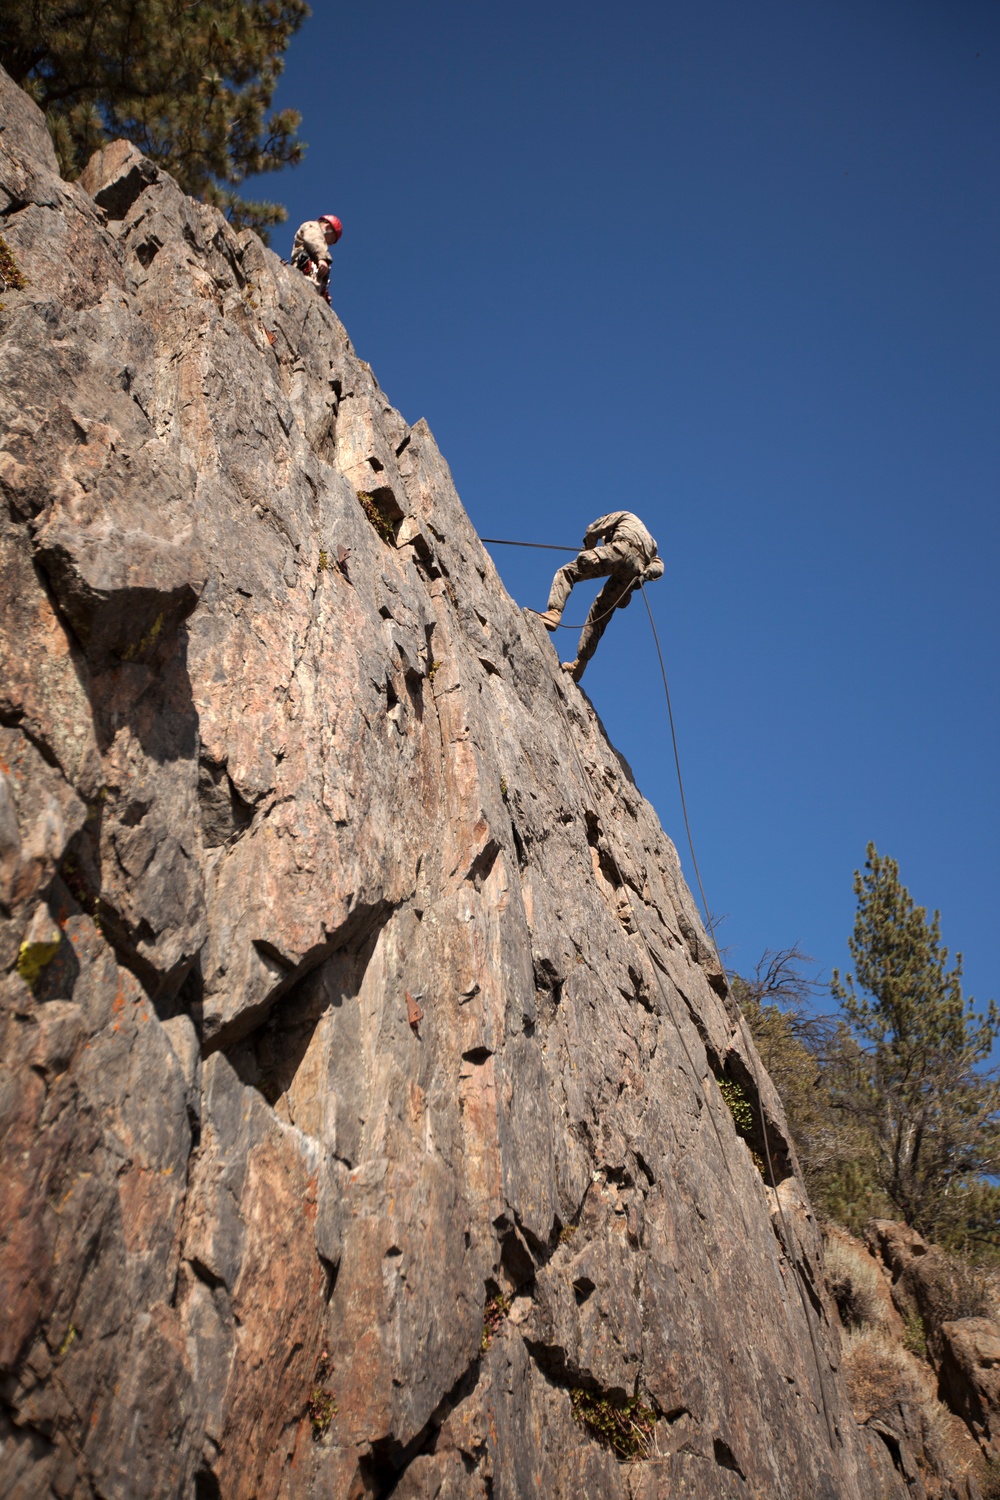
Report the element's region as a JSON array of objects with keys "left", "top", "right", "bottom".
[{"left": 251, "top": 0, "right": 999, "bottom": 1012}]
